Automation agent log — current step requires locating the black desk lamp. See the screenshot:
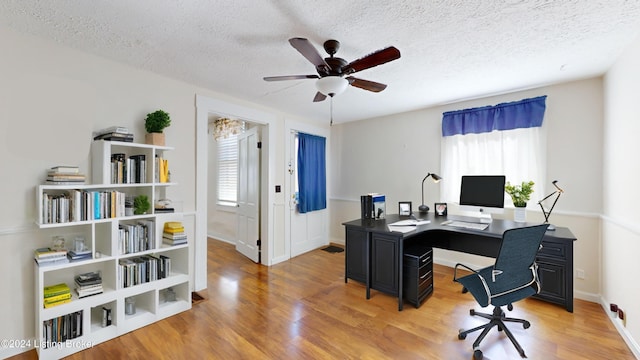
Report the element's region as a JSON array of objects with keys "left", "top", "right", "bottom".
[
  {"left": 537, "top": 180, "right": 564, "bottom": 231},
  {"left": 419, "top": 172, "right": 442, "bottom": 213}
]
